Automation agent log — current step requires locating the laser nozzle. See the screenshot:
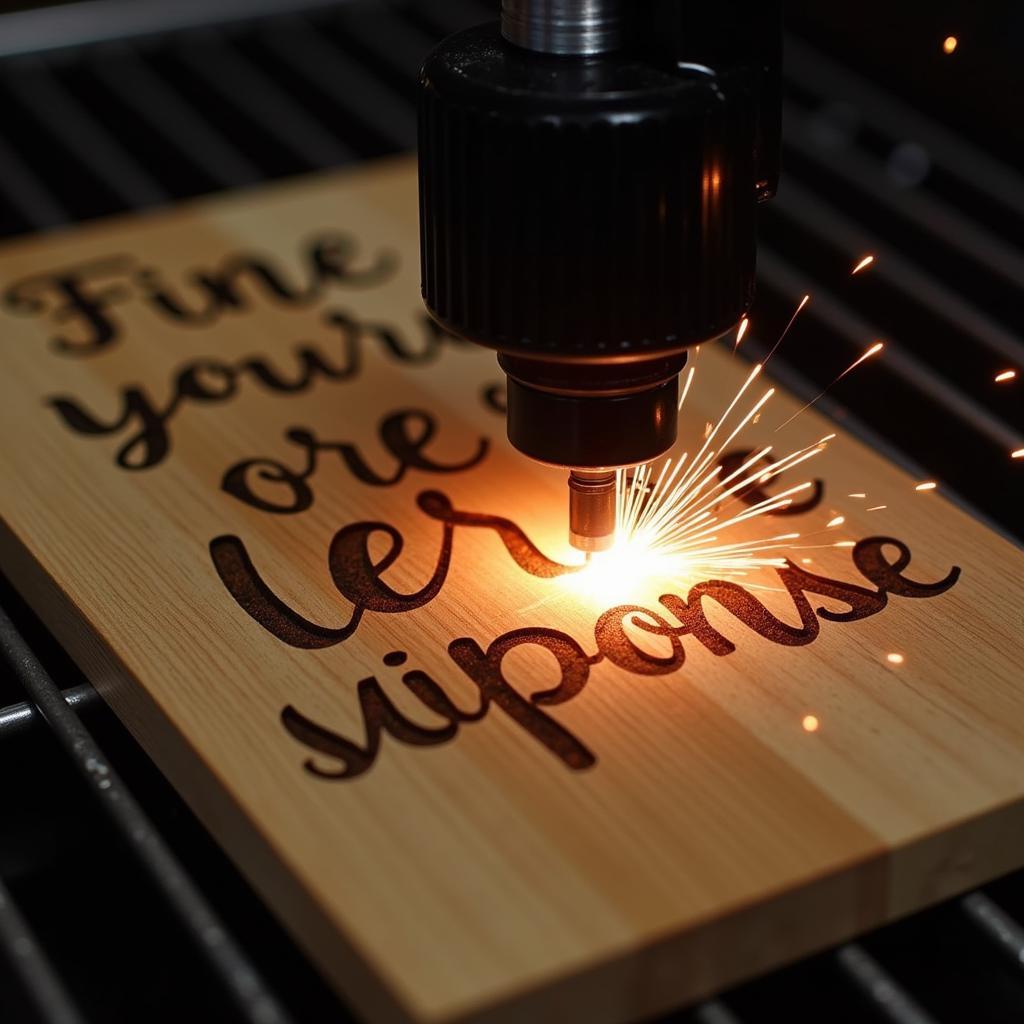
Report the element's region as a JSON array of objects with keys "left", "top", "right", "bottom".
[{"left": 568, "top": 470, "right": 617, "bottom": 553}]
